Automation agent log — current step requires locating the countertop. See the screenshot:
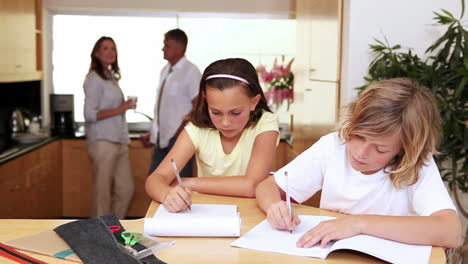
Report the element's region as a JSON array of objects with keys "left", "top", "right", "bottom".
[
  {"left": 0, "top": 128, "right": 293, "bottom": 166},
  {"left": 0, "top": 131, "right": 146, "bottom": 165},
  {"left": 0, "top": 136, "right": 58, "bottom": 164}
]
